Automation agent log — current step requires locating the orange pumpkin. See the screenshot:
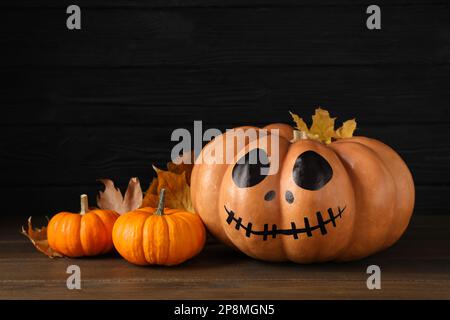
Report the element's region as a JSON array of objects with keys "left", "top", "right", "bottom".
[
  {"left": 47, "top": 194, "right": 119, "bottom": 257},
  {"left": 191, "top": 124, "right": 415, "bottom": 262},
  {"left": 112, "top": 189, "right": 206, "bottom": 266}
]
